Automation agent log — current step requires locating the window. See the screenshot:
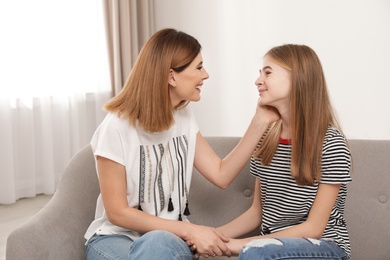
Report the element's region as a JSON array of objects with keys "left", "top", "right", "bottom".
[{"left": 0, "top": 0, "right": 109, "bottom": 98}]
